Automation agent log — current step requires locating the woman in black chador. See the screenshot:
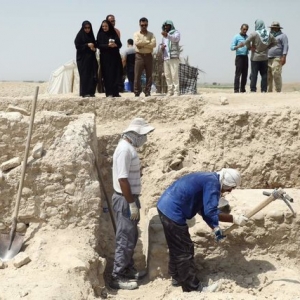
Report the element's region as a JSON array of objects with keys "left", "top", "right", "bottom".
[
  {"left": 97, "top": 20, "right": 123, "bottom": 97},
  {"left": 74, "top": 20, "right": 98, "bottom": 97}
]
